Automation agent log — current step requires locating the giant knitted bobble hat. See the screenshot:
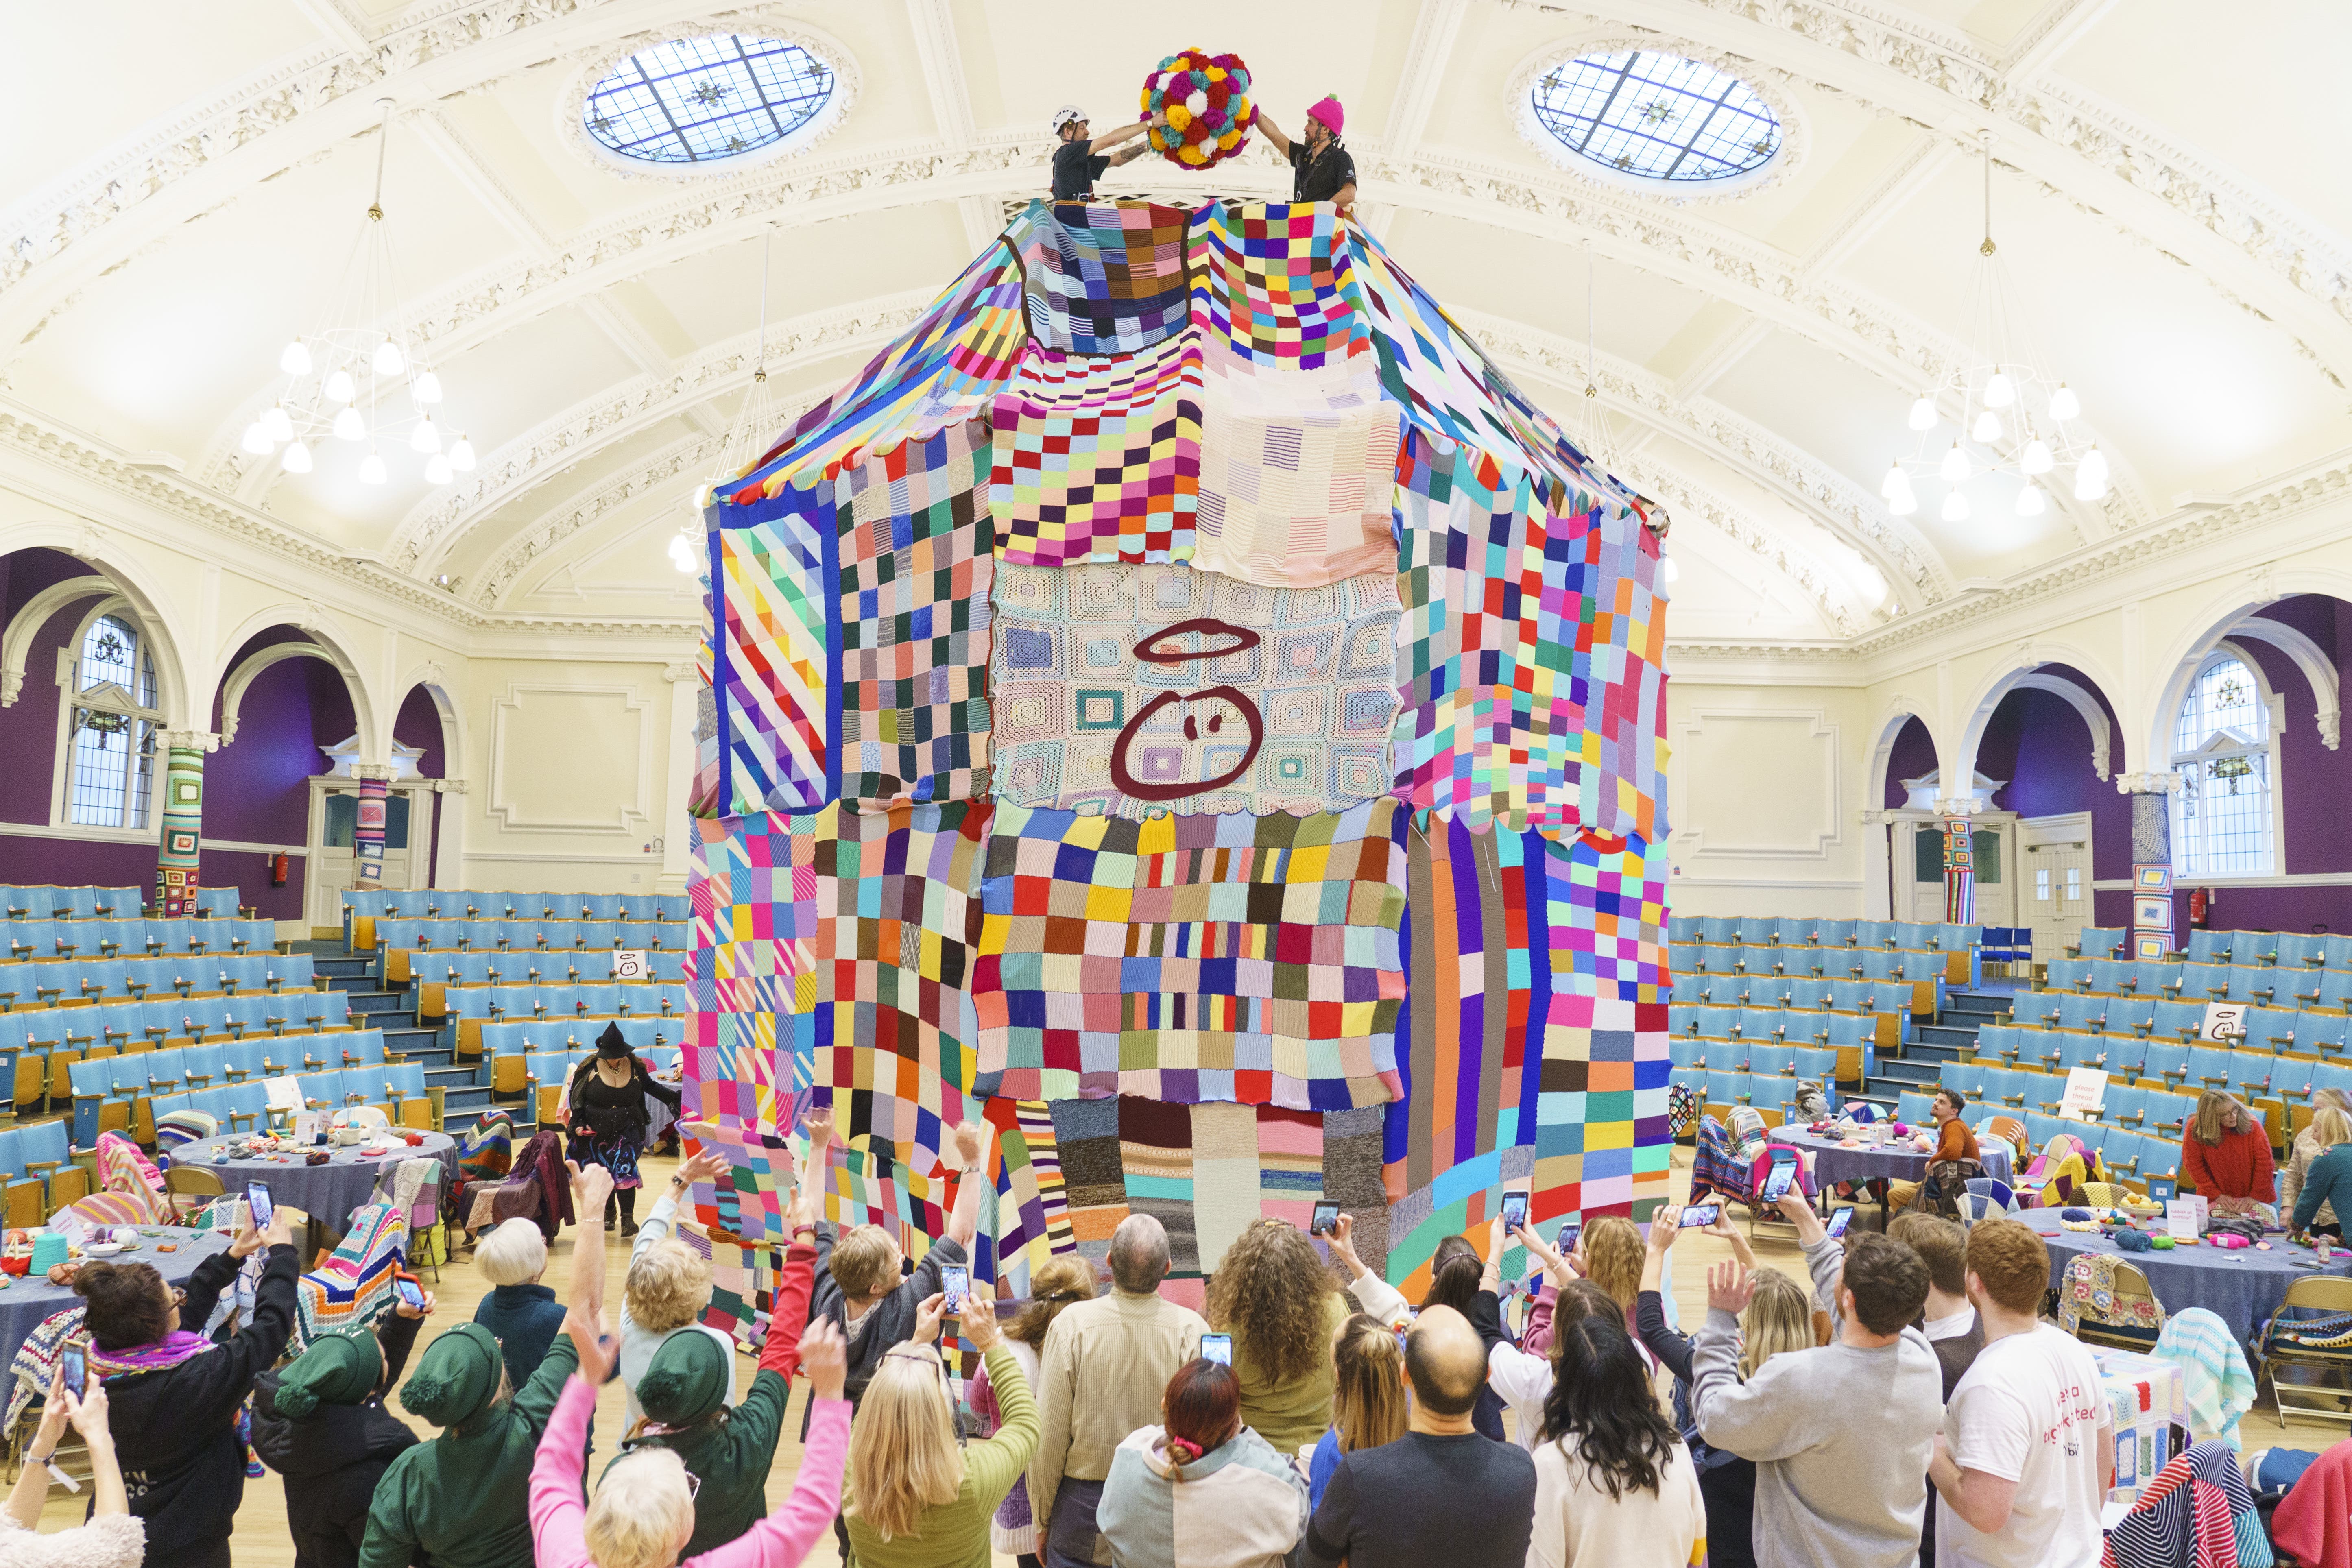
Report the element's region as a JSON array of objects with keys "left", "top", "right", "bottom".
[
  {"left": 637, "top": 1326, "right": 729, "bottom": 1426},
  {"left": 273, "top": 1330, "right": 383, "bottom": 1418},
  {"left": 400, "top": 1322, "right": 504, "bottom": 1428}
]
